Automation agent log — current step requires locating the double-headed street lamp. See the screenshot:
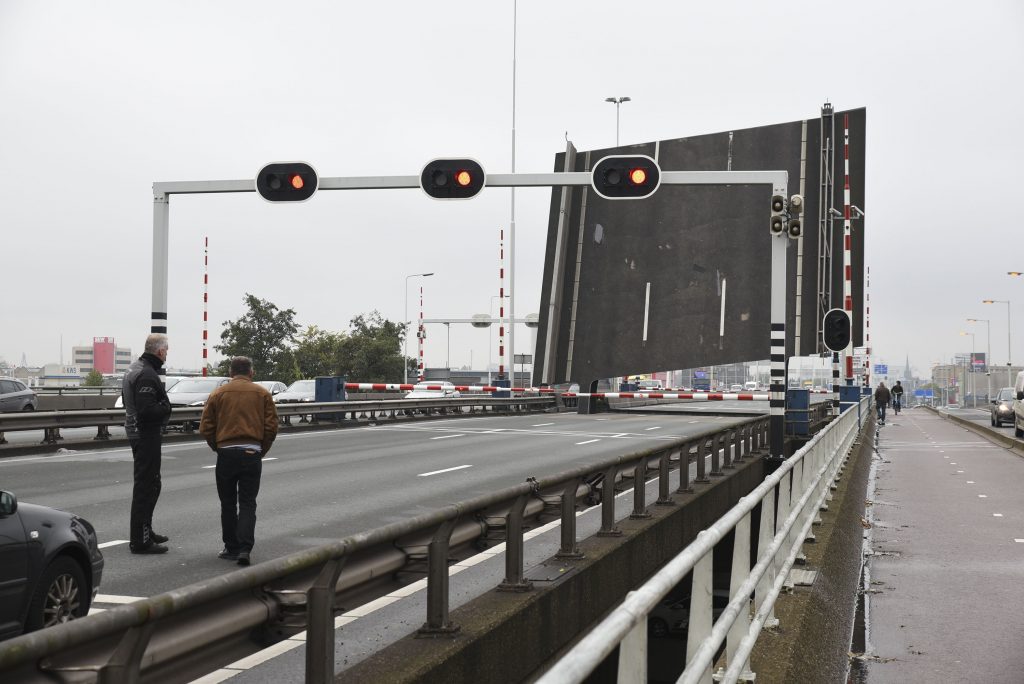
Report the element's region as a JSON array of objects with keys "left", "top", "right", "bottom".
[
  {"left": 982, "top": 299, "right": 1012, "bottom": 387},
  {"left": 404, "top": 272, "right": 434, "bottom": 385},
  {"left": 605, "top": 96, "right": 631, "bottom": 147},
  {"left": 967, "top": 317, "right": 991, "bottom": 400}
]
